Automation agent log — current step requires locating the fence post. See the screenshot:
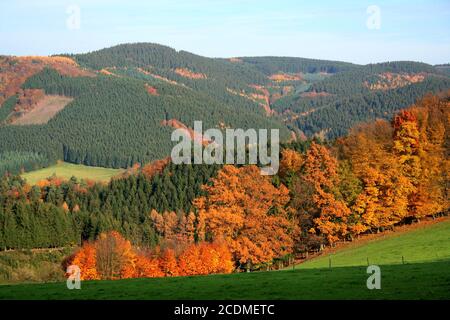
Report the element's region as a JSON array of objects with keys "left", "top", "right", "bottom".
[
  {"left": 367, "top": 257, "right": 370, "bottom": 266},
  {"left": 329, "top": 257, "right": 331, "bottom": 269},
  {"left": 402, "top": 256, "right": 405, "bottom": 264}
]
